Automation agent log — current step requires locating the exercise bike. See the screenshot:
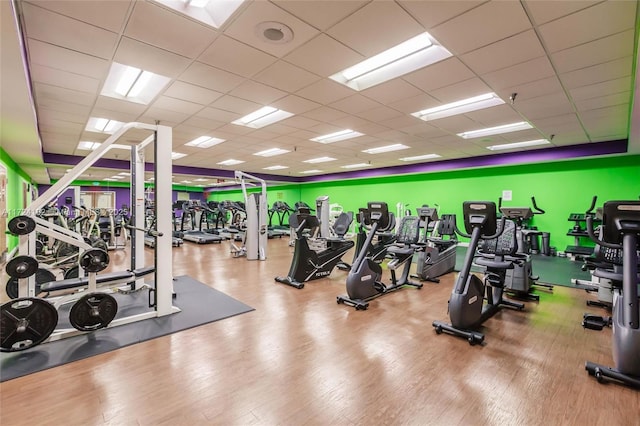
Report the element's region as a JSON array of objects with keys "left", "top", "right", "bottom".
[
  {"left": 337, "top": 201, "right": 422, "bottom": 310},
  {"left": 432, "top": 201, "right": 525, "bottom": 345},
  {"left": 275, "top": 207, "right": 354, "bottom": 289},
  {"left": 584, "top": 200, "right": 640, "bottom": 388}
]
